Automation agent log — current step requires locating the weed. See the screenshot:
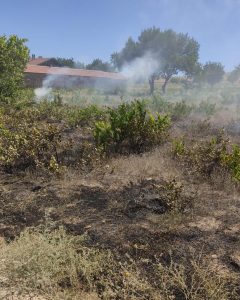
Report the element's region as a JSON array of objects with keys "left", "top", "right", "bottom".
[{"left": 157, "top": 255, "right": 238, "bottom": 300}]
